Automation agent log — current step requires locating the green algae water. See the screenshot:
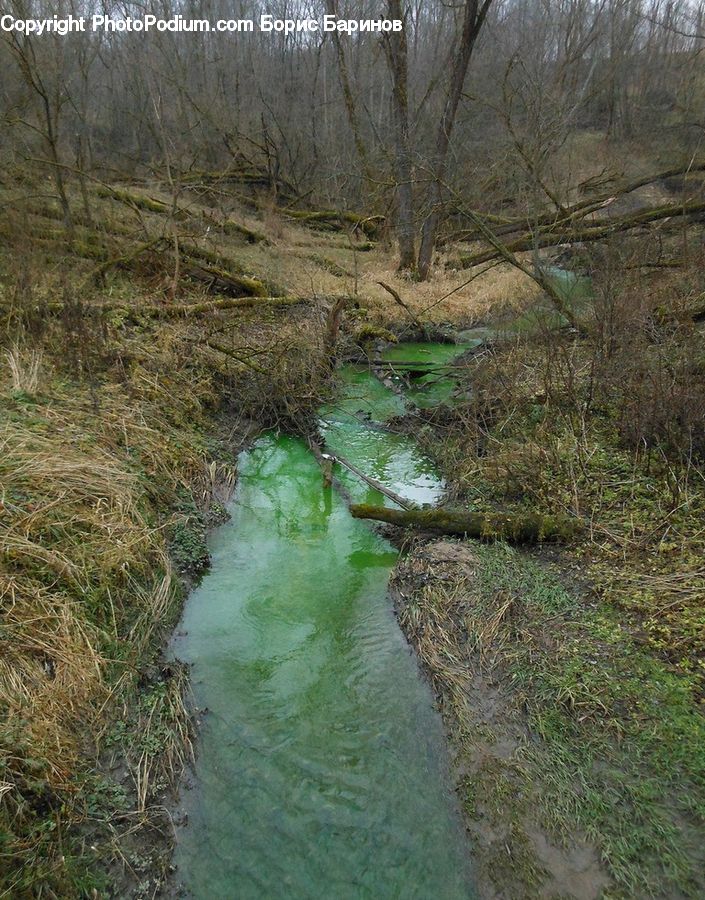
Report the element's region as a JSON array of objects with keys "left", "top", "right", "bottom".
[
  {"left": 379, "top": 341, "right": 481, "bottom": 410},
  {"left": 172, "top": 358, "right": 474, "bottom": 898},
  {"left": 319, "top": 366, "right": 445, "bottom": 507}
]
